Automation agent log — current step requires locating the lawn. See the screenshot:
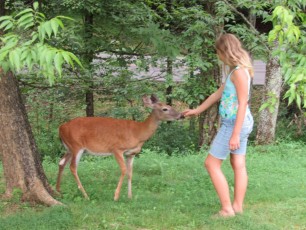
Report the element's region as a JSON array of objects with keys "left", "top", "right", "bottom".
[{"left": 0, "top": 141, "right": 305, "bottom": 230}]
